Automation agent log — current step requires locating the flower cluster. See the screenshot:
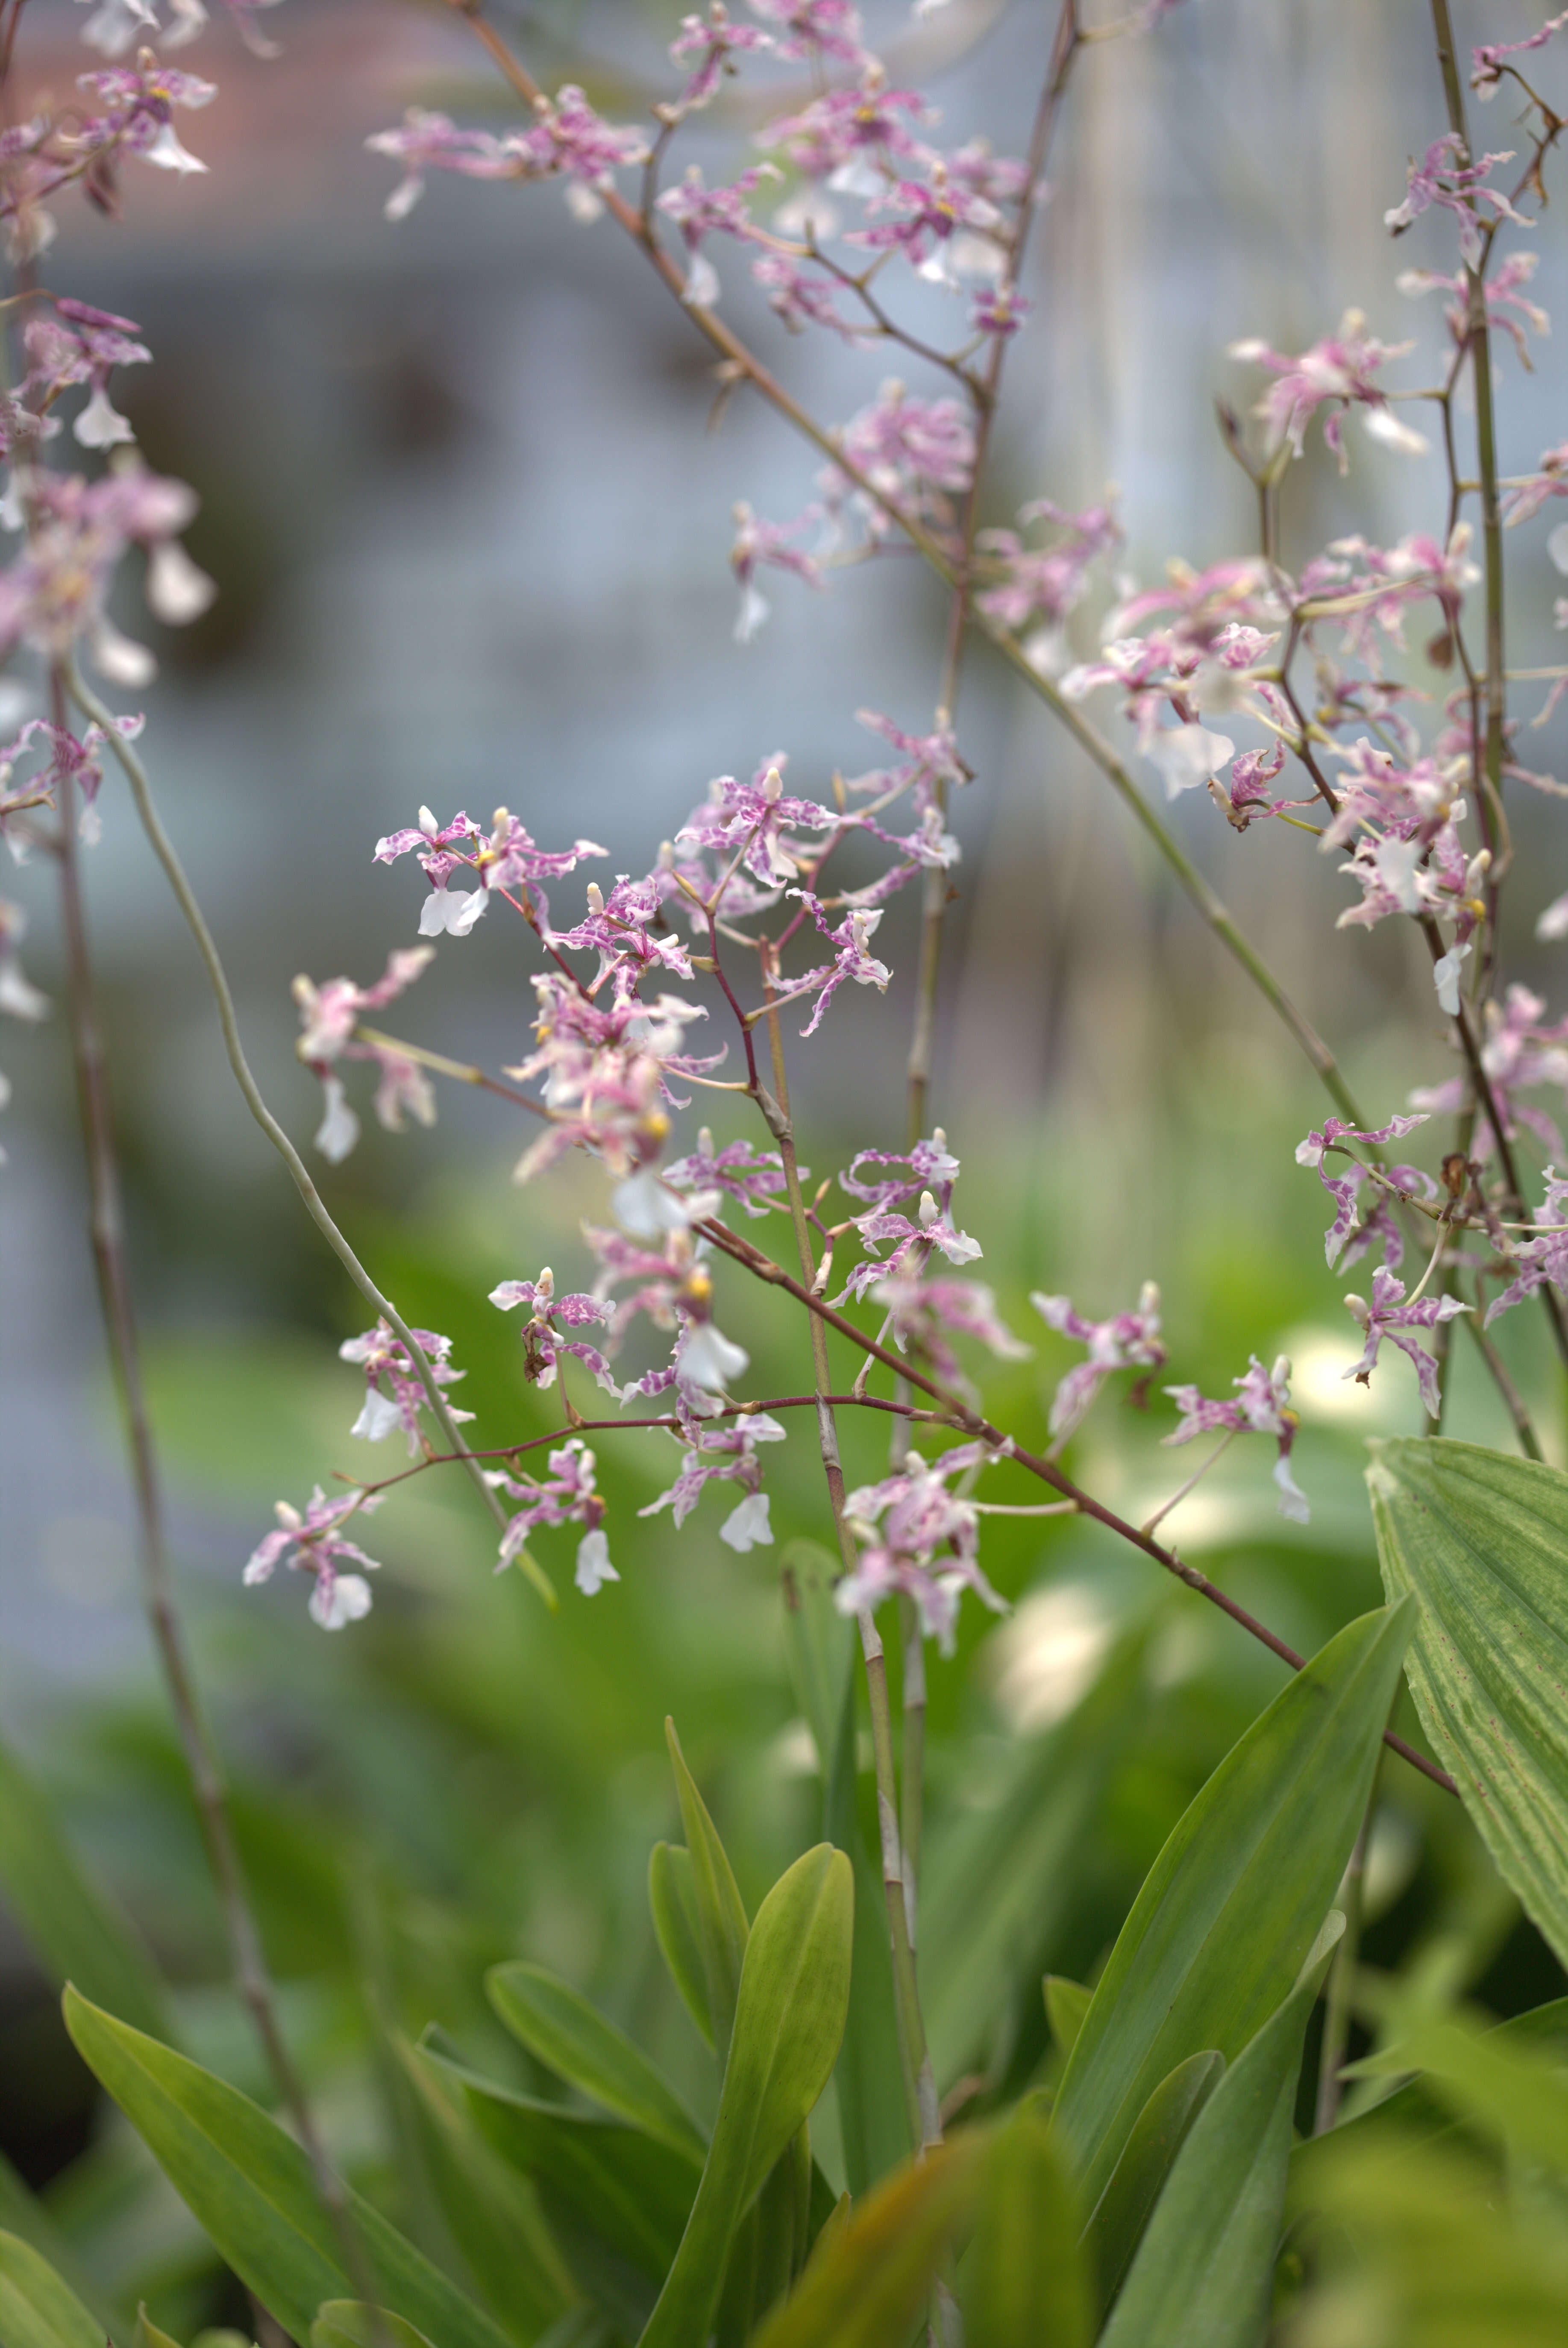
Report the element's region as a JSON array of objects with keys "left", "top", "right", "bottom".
[
  {"left": 338, "top": 1320, "right": 472, "bottom": 1457},
  {"left": 291, "top": 946, "right": 436, "bottom": 1163},
  {"left": 1164, "top": 1355, "right": 1309, "bottom": 1522},
  {"left": 840, "top": 1443, "right": 1006, "bottom": 1654},
  {"left": 485, "top": 1438, "right": 616, "bottom": 1591}
]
